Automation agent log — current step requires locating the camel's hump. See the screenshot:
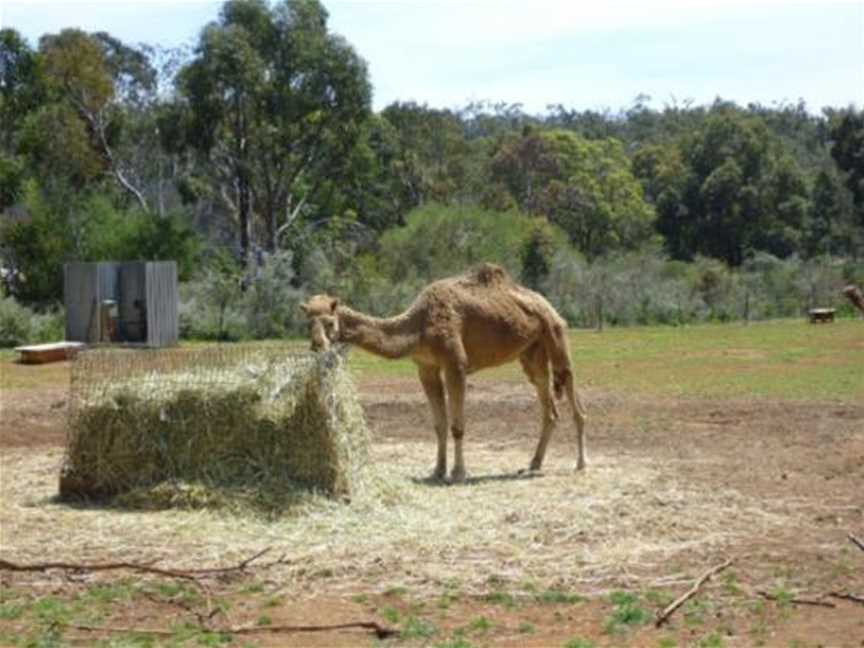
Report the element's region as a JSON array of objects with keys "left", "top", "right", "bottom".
[{"left": 466, "top": 263, "right": 511, "bottom": 286}]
